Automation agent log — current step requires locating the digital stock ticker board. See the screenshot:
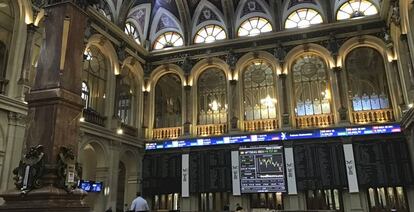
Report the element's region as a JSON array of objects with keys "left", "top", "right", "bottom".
[{"left": 239, "top": 145, "right": 285, "bottom": 193}]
